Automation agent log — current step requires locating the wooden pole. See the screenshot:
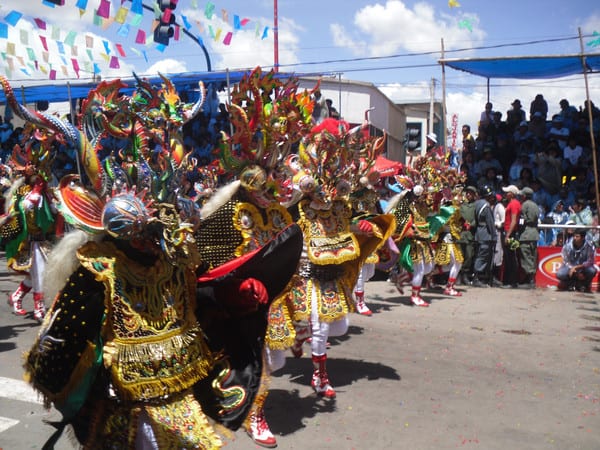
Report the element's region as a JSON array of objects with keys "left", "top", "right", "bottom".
[
  {"left": 578, "top": 28, "right": 600, "bottom": 214},
  {"left": 441, "top": 38, "right": 448, "bottom": 156}
]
